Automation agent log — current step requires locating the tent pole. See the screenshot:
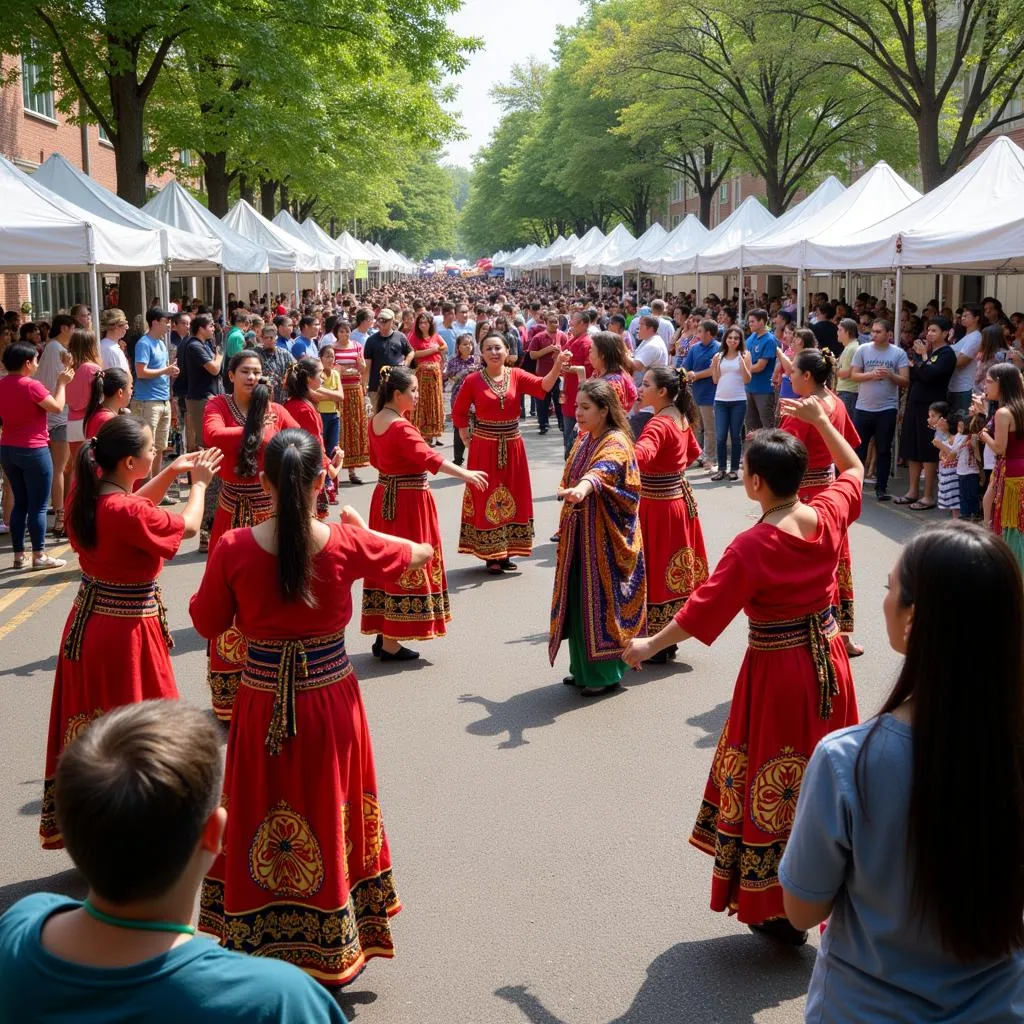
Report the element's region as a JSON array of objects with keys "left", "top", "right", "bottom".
[
  {"left": 294, "top": 271, "right": 300, "bottom": 310},
  {"left": 738, "top": 268, "right": 744, "bottom": 322},
  {"left": 219, "top": 268, "right": 226, "bottom": 313},
  {"left": 937, "top": 274, "right": 943, "bottom": 310},
  {"left": 844, "top": 271, "right": 851, "bottom": 304},
  {"left": 88, "top": 264, "right": 101, "bottom": 334},
  {"left": 696, "top": 271, "right": 701, "bottom": 306},
  {"left": 140, "top": 271, "right": 147, "bottom": 311},
  {"left": 895, "top": 267, "right": 903, "bottom": 331},
  {"left": 797, "top": 268, "right": 804, "bottom": 327}
]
